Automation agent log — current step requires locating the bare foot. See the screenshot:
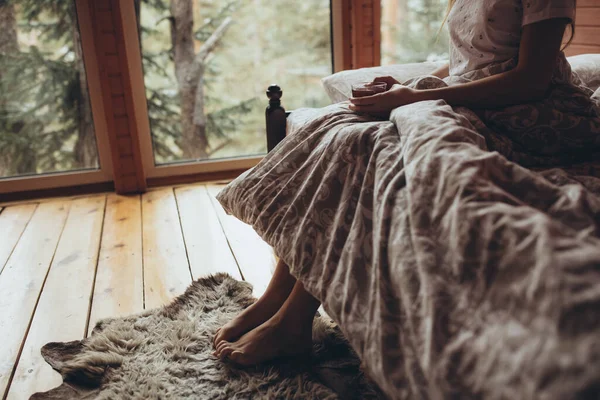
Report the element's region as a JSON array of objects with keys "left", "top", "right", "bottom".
[
  {"left": 213, "top": 316, "right": 313, "bottom": 366},
  {"left": 213, "top": 297, "right": 285, "bottom": 349}
]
